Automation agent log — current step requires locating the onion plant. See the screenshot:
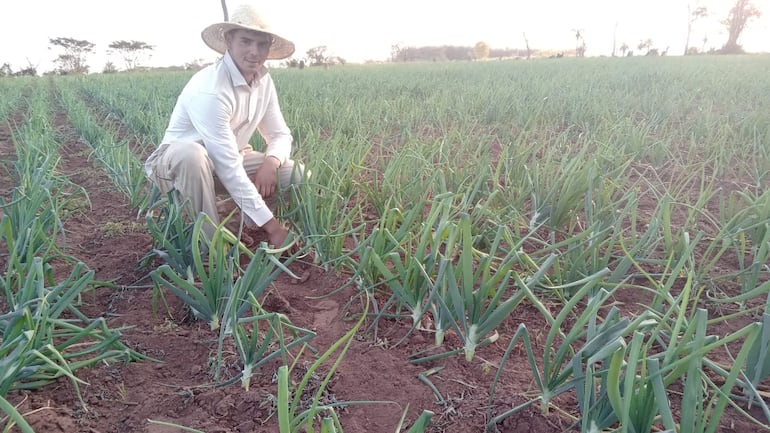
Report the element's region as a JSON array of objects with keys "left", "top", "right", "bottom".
[
  {"left": 605, "top": 309, "right": 760, "bottom": 433},
  {"left": 594, "top": 233, "right": 763, "bottom": 432},
  {"left": 55, "top": 83, "right": 150, "bottom": 209},
  {"left": 186, "top": 213, "right": 253, "bottom": 316},
  {"left": 355, "top": 191, "right": 451, "bottom": 334},
  {"left": 486, "top": 268, "right": 623, "bottom": 426},
  {"left": 1, "top": 166, "right": 66, "bottom": 278},
  {"left": 1, "top": 86, "right": 151, "bottom": 430},
  {"left": 282, "top": 173, "right": 365, "bottom": 271},
  {"left": 277, "top": 297, "right": 370, "bottom": 433},
  {"left": 2, "top": 92, "right": 78, "bottom": 271},
  {"left": 141, "top": 191, "right": 199, "bottom": 274},
  {"left": 0, "top": 394, "right": 34, "bottom": 433},
  {"left": 697, "top": 189, "right": 770, "bottom": 296},
  {"left": 738, "top": 292, "right": 770, "bottom": 419},
  {"left": 70, "top": 72, "right": 184, "bottom": 144},
  {"left": 525, "top": 146, "right": 602, "bottom": 235},
  {"left": 147, "top": 193, "right": 313, "bottom": 383},
  {"left": 0, "top": 78, "right": 26, "bottom": 123},
  {"left": 149, "top": 211, "right": 294, "bottom": 331},
  {"left": 1, "top": 259, "right": 149, "bottom": 404},
  {"left": 535, "top": 192, "right": 683, "bottom": 296},
  {"left": 428, "top": 214, "right": 539, "bottom": 360},
  {"left": 223, "top": 293, "right": 316, "bottom": 390},
  {"left": 570, "top": 306, "right": 642, "bottom": 432},
  {"left": 213, "top": 247, "right": 315, "bottom": 387}
]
